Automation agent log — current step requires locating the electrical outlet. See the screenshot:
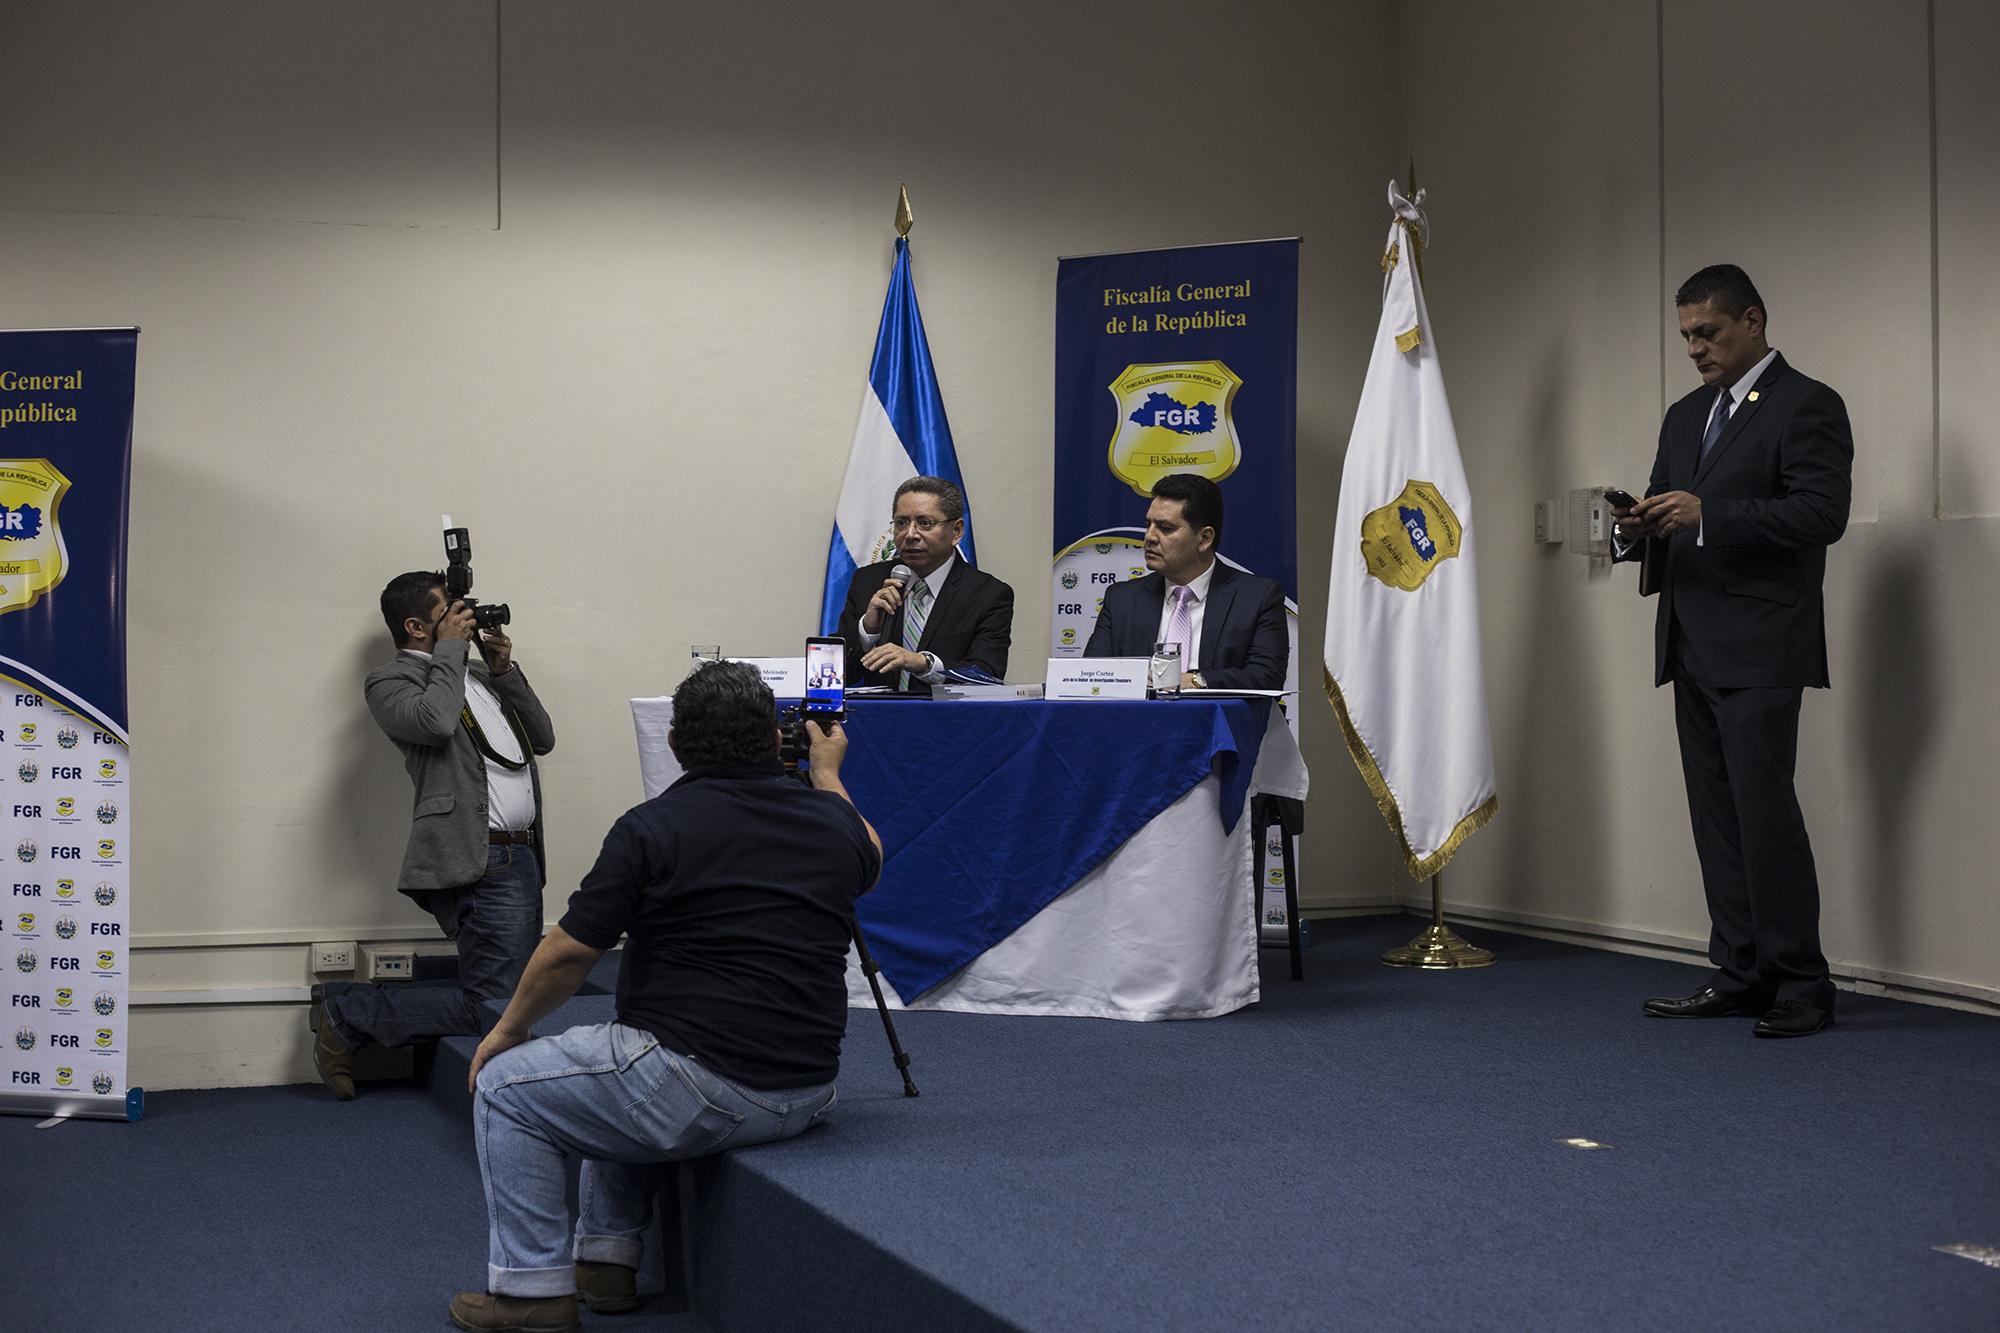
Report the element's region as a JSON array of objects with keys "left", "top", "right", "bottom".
[
  {"left": 361, "top": 944, "right": 414, "bottom": 981},
  {"left": 1533, "top": 499, "right": 1562, "bottom": 544},
  {"left": 311, "top": 941, "right": 356, "bottom": 973}
]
